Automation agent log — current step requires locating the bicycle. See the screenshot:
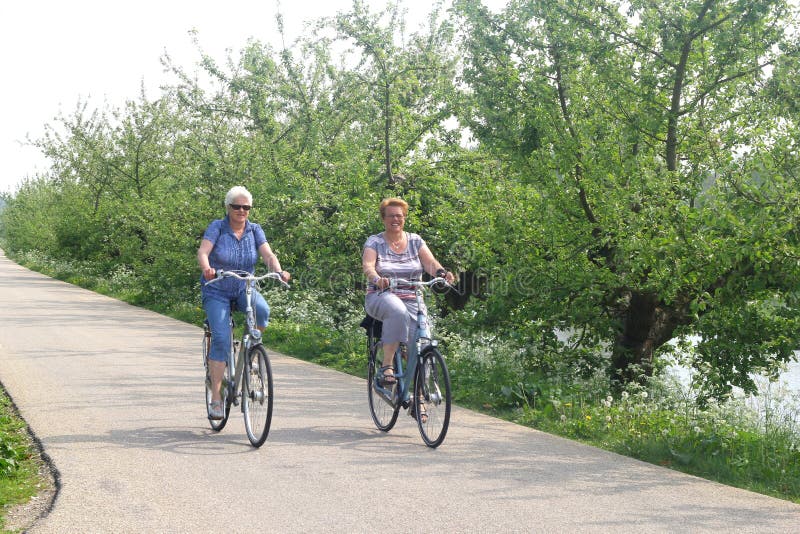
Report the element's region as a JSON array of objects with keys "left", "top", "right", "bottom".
[
  {"left": 202, "top": 270, "right": 289, "bottom": 447},
  {"left": 363, "top": 277, "right": 452, "bottom": 448}
]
